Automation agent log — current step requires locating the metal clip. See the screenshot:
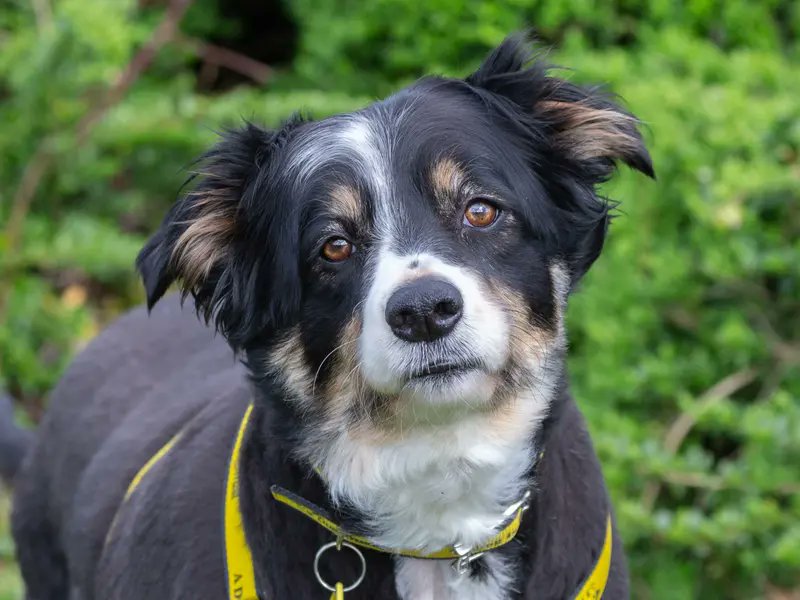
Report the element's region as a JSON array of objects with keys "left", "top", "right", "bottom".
[
  {"left": 450, "top": 490, "right": 531, "bottom": 576},
  {"left": 503, "top": 489, "right": 532, "bottom": 518},
  {"left": 451, "top": 544, "right": 486, "bottom": 576}
]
